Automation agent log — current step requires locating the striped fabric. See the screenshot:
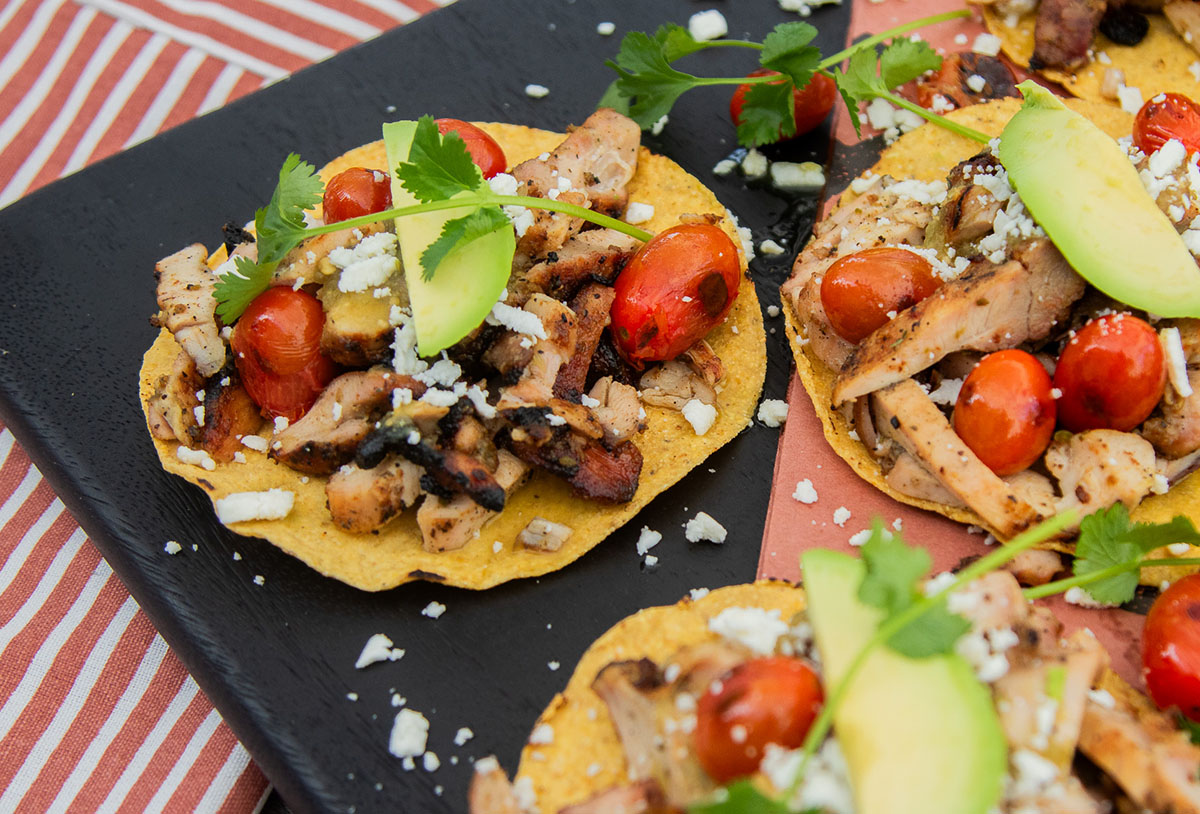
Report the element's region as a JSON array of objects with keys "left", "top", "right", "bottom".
[{"left": 0, "top": 0, "right": 449, "bottom": 810}]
